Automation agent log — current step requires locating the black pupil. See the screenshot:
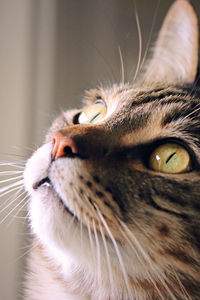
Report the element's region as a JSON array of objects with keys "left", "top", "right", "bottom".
[{"left": 166, "top": 152, "right": 176, "bottom": 164}]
